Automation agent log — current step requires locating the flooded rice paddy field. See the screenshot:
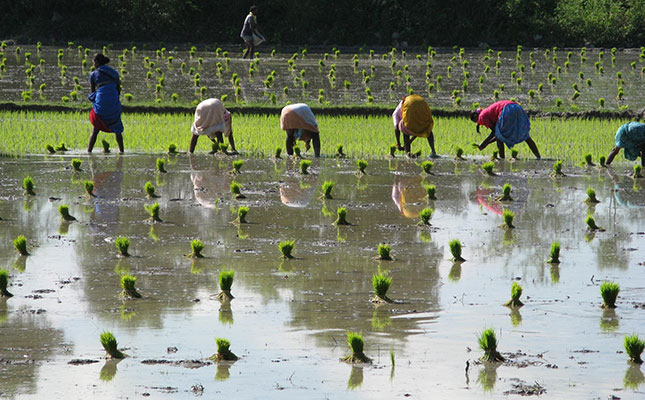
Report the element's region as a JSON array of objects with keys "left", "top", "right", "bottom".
[
  {"left": 0, "top": 153, "right": 644, "bottom": 399},
  {"left": 1, "top": 44, "right": 645, "bottom": 110}
]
